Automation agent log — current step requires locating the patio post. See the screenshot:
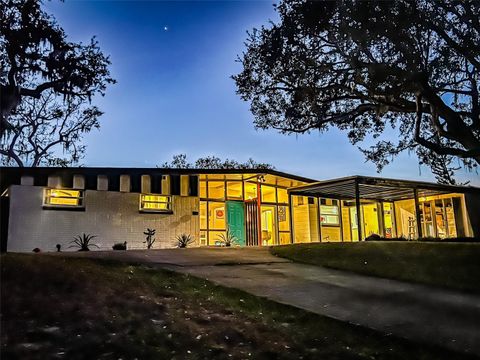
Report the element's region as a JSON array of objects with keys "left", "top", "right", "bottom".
[
  {"left": 289, "top": 193, "right": 294, "bottom": 244},
  {"left": 413, "top": 188, "right": 423, "bottom": 239},
  {"left": 355, "top": 180, "right": 362, "bottom": 241}
]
